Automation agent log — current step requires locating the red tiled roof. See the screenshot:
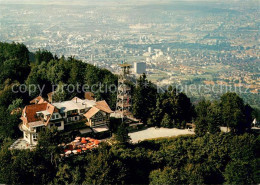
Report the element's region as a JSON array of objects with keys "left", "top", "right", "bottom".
[
  {"left": 38, "top": 98, "right": 45, "bottom": 104},
  {"left": 46, "top": 103, "right": 58, "bottom": 114},
  {"left": 85, "top": 92, "right": 95, "bottom": 100},
  {"left": 21, "top": 103, "right": 48, "bottom": 123},
  {"left": 29, "top": 96, "right": 45, "bottom": 104}
]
